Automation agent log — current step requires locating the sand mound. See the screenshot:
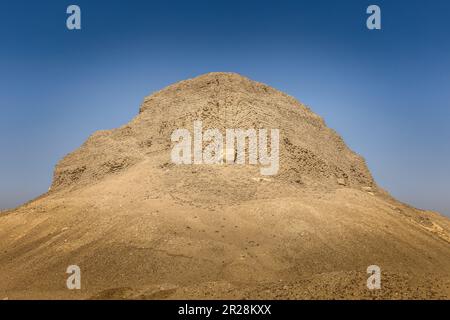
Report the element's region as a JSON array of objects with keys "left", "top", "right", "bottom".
[{"left": 0, "top": 72, "right": 449, "bottom": 299}]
